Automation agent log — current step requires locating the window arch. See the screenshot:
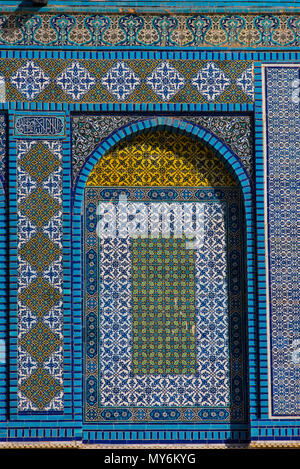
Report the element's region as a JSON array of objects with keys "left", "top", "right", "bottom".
[{"left": 78, "top": 125, "right": 250, "bottom": 426}]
